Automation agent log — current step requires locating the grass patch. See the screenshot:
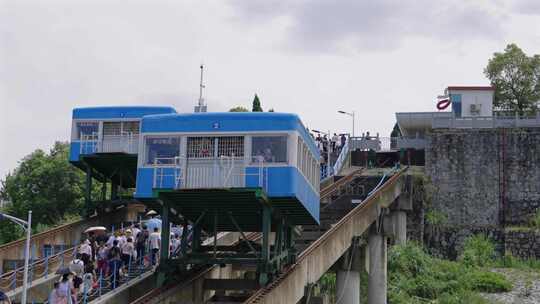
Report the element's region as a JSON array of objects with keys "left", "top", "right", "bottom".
[
  {"left": 465, "top": 271, "right": 512, "bottom": 293},
  {"left": 388, "top": 242, "right": 511, "bottom": 303},
  {"left": 459, "top": 234, "right": 495, "bottom": 267},
  {"left": 494, "top": 253, "right": 540, "bottom": 271}
]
